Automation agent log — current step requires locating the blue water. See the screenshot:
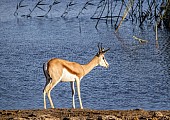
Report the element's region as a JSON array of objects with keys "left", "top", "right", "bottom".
[{"left": 0, "top": 0, "right": 170, "bottom": 110}]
